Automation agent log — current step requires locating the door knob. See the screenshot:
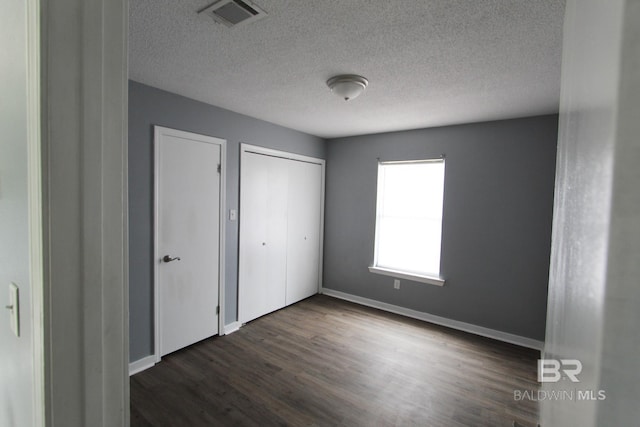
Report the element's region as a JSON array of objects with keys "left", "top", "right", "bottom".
[{"left": 163, "top": 255, "right": 181, "bottom": 263}]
